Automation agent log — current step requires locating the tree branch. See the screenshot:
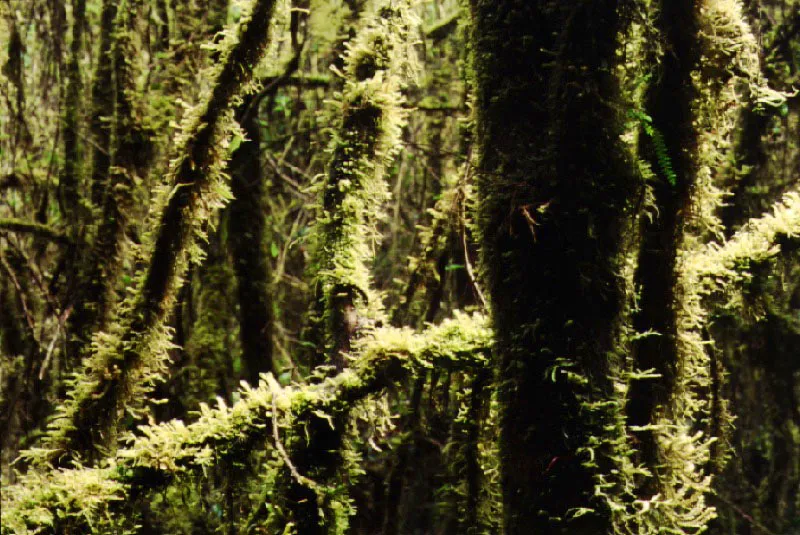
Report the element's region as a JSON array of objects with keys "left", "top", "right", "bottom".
[
  {"left": 0, "top": 218, "right": 71, "bottom": 245},
  {"left": 688, "top": 188, "right": 800, "bottom": 291},
  {"left": 2, "top": 313, "right": 492, "bottom": 534},
  {"left": 32, "top": 0, "right": 282, "bottom": 467}
]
